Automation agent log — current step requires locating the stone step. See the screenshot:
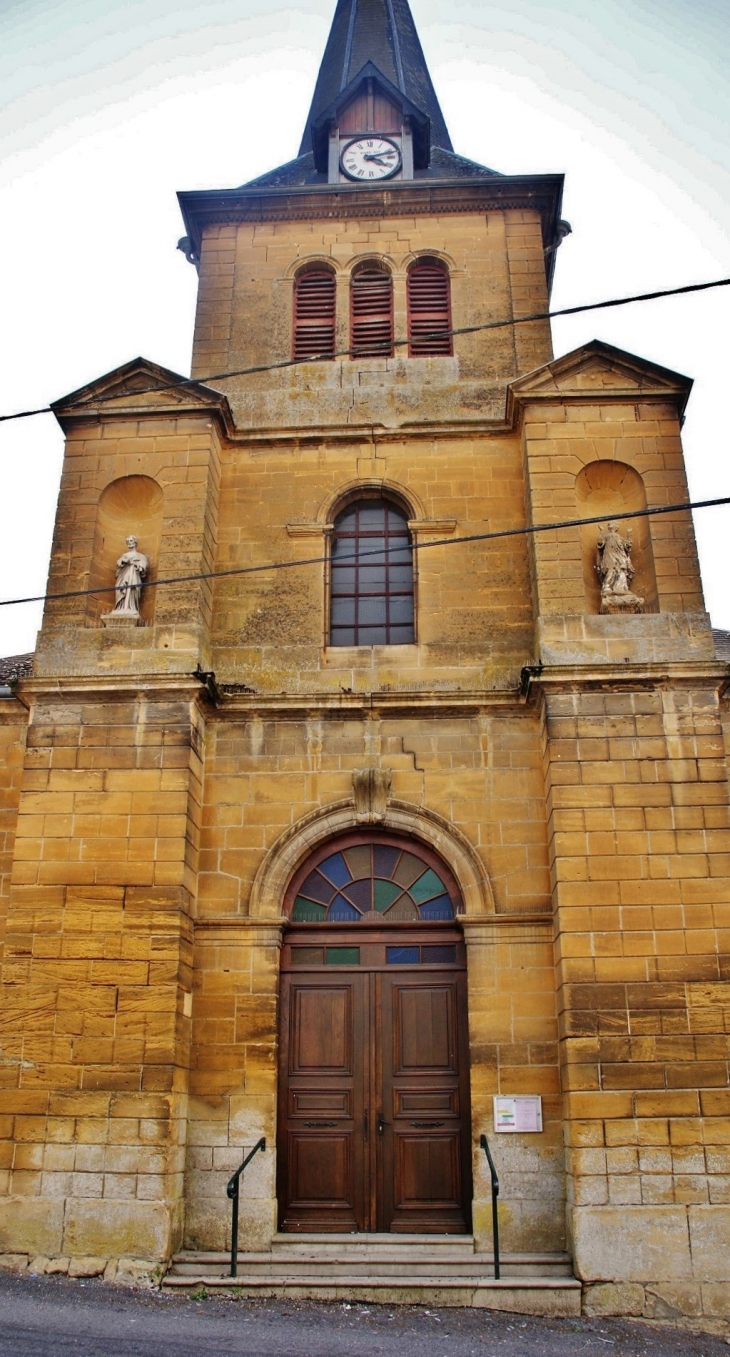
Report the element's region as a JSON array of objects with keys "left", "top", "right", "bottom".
[
  {"left": 168, "top": 1247, "right": 574, "bottom": 1280},
  {"left": 270, "top": 1232, "right": 476, "bottom": 1256},
  {"left": 161, "top": 1271, "right": 581, "bottom": 1316}
]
